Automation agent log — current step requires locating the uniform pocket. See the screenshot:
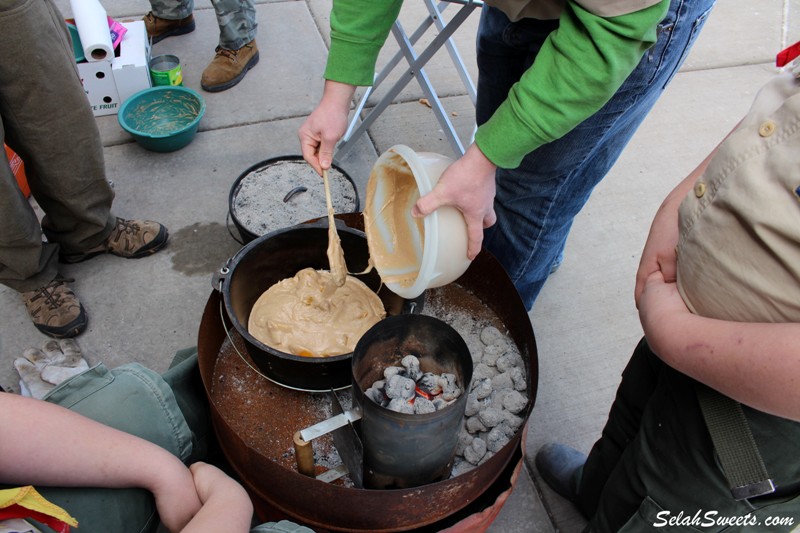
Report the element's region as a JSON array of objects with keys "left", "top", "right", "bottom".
[
  {"left": 619, "top": 496, "right": 704, "bottom": 532},
  {"left": 731, "top": 492, "right": 800, "bottom": 533},
  {"left": 619, "top": 493, "right": 800, "bottom": 532}
]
